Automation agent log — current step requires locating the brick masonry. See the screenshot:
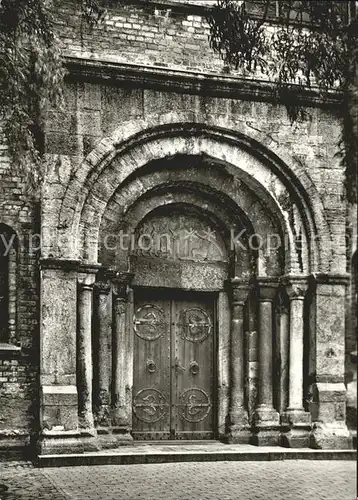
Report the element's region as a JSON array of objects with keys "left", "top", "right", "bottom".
[{"left": 0, "top": 0, "right": 356, "bottom": 450}]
